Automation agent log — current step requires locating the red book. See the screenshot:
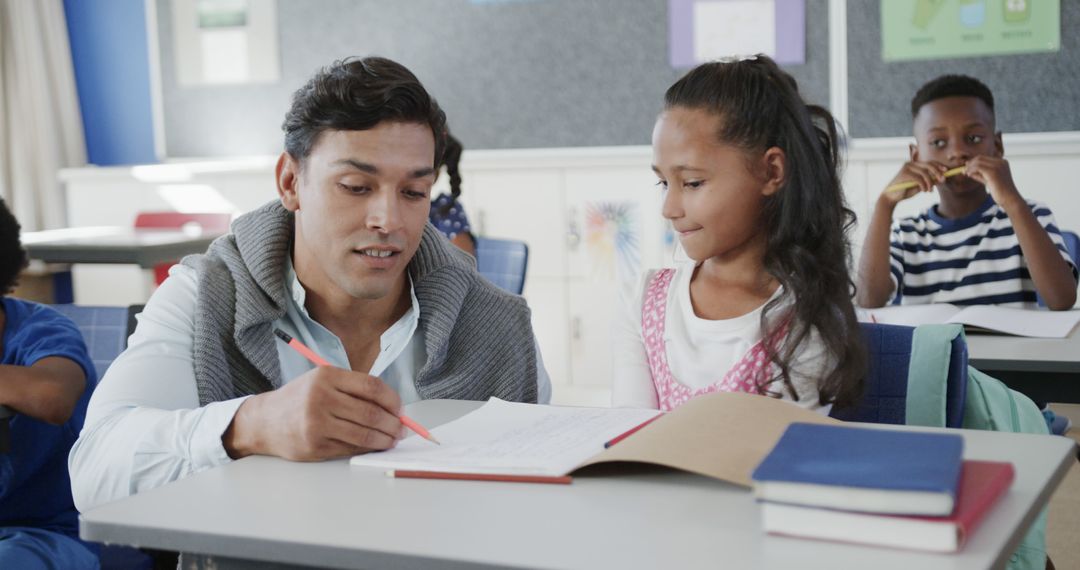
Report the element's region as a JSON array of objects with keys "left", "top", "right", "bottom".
[{"left": 761, "top": 460, "right": 1015, "bottom": 552}]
